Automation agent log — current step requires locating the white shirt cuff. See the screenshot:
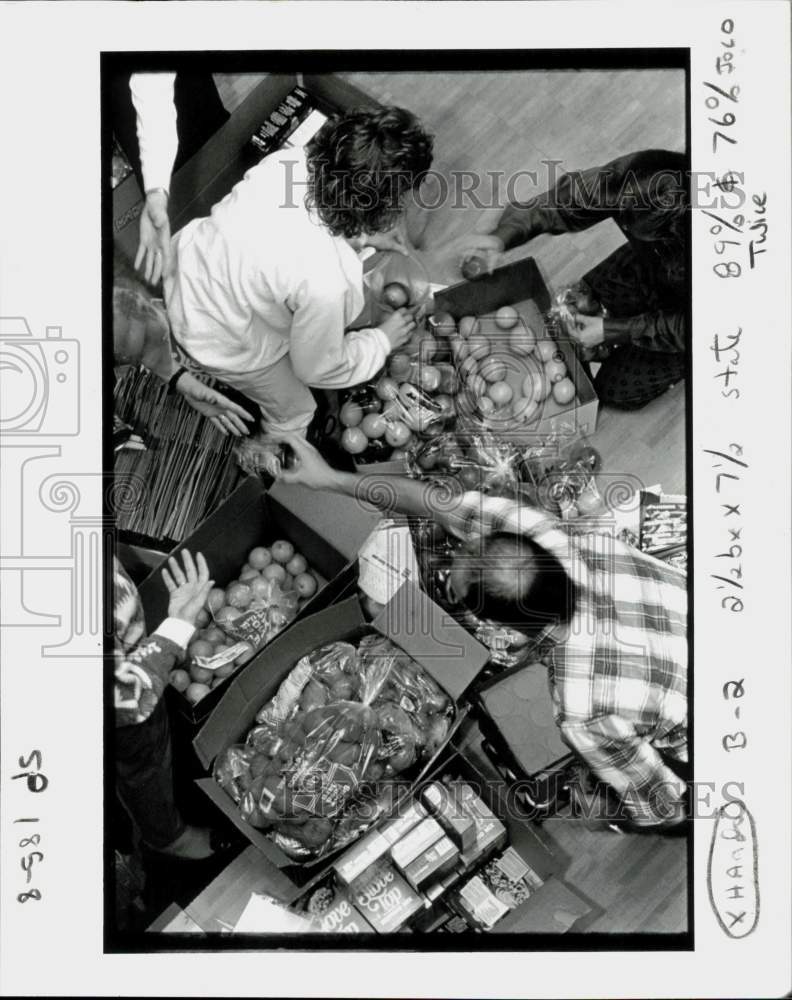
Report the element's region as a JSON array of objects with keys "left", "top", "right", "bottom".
[
  {"left": 369, "top": 326, "right": 391, "bottom": 357},
  {"left": 153, "top": 617, "right": 196, "bottom": 649}
]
